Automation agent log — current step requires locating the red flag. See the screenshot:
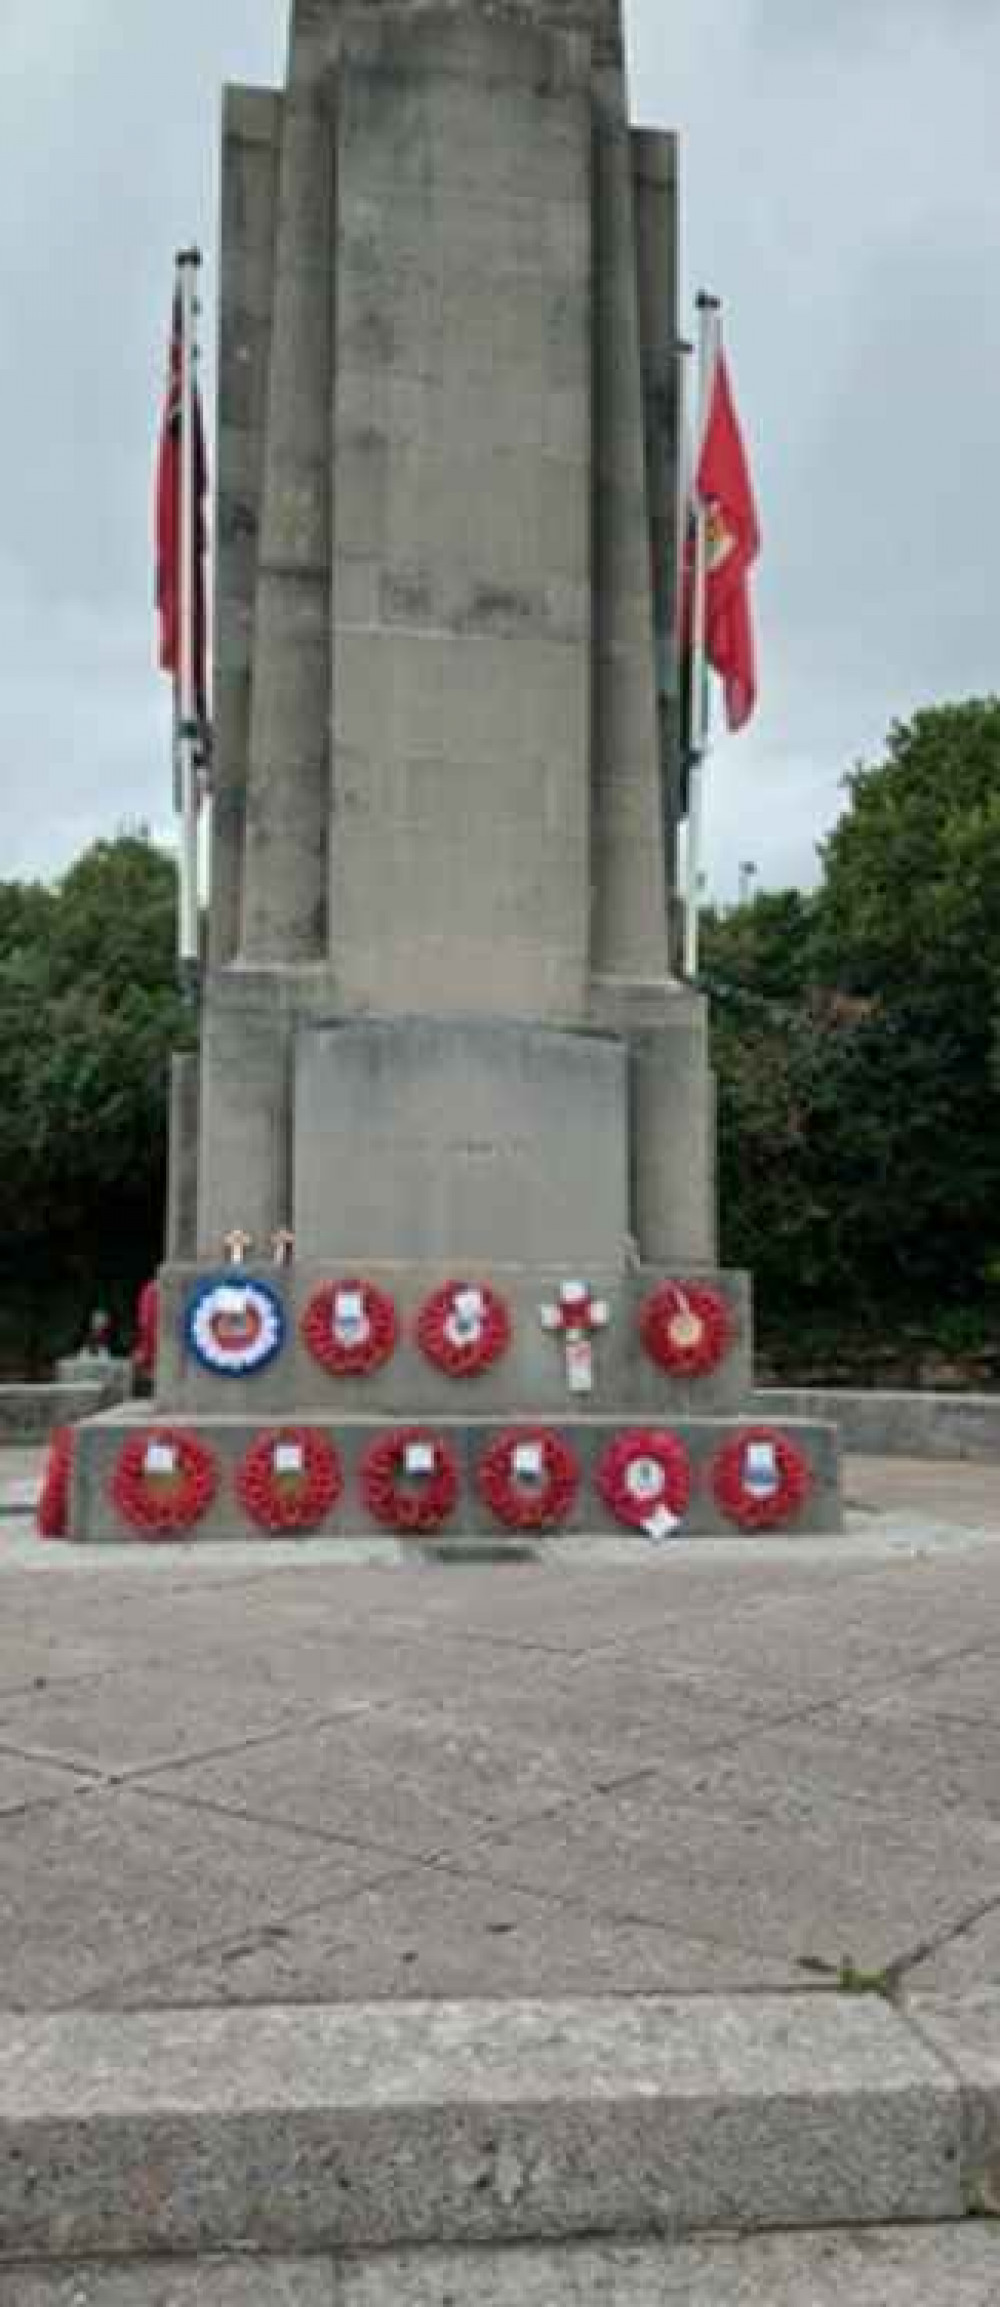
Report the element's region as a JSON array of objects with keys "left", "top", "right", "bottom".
[
  {"left": 154, "top": 289, "right": 208, "bottom": 723},
  {"left": 694, "top": 343, "right": 760, "bottom": 731}
]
